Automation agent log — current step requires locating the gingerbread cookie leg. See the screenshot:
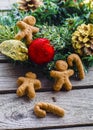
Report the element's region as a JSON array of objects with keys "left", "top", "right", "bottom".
[
  {"left": 65, "top": 78, "right": 72, "bottom": 91},
  {"left": 27, "top": 84, "right": 36, "bottom": 99},
  {"left": 26, "top": 33, "right": 33, "bottom": 44},
  {"left": 53, "top": 79, "right": 64, "bottom": 91},
  {"left": 16, "top": 83, "right": 27, "bottom": 97}
]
